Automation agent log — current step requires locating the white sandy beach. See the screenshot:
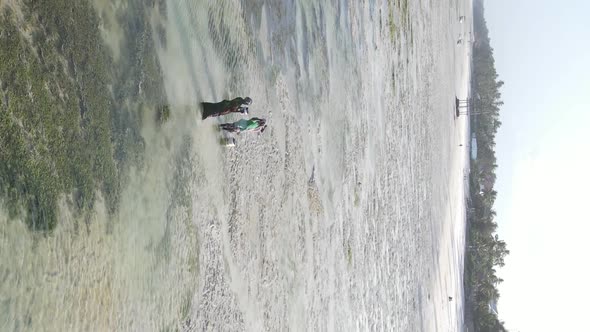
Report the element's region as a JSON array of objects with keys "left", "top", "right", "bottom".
[{"left": 420, "top": 0, "right": 474, "bottom": 330}]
